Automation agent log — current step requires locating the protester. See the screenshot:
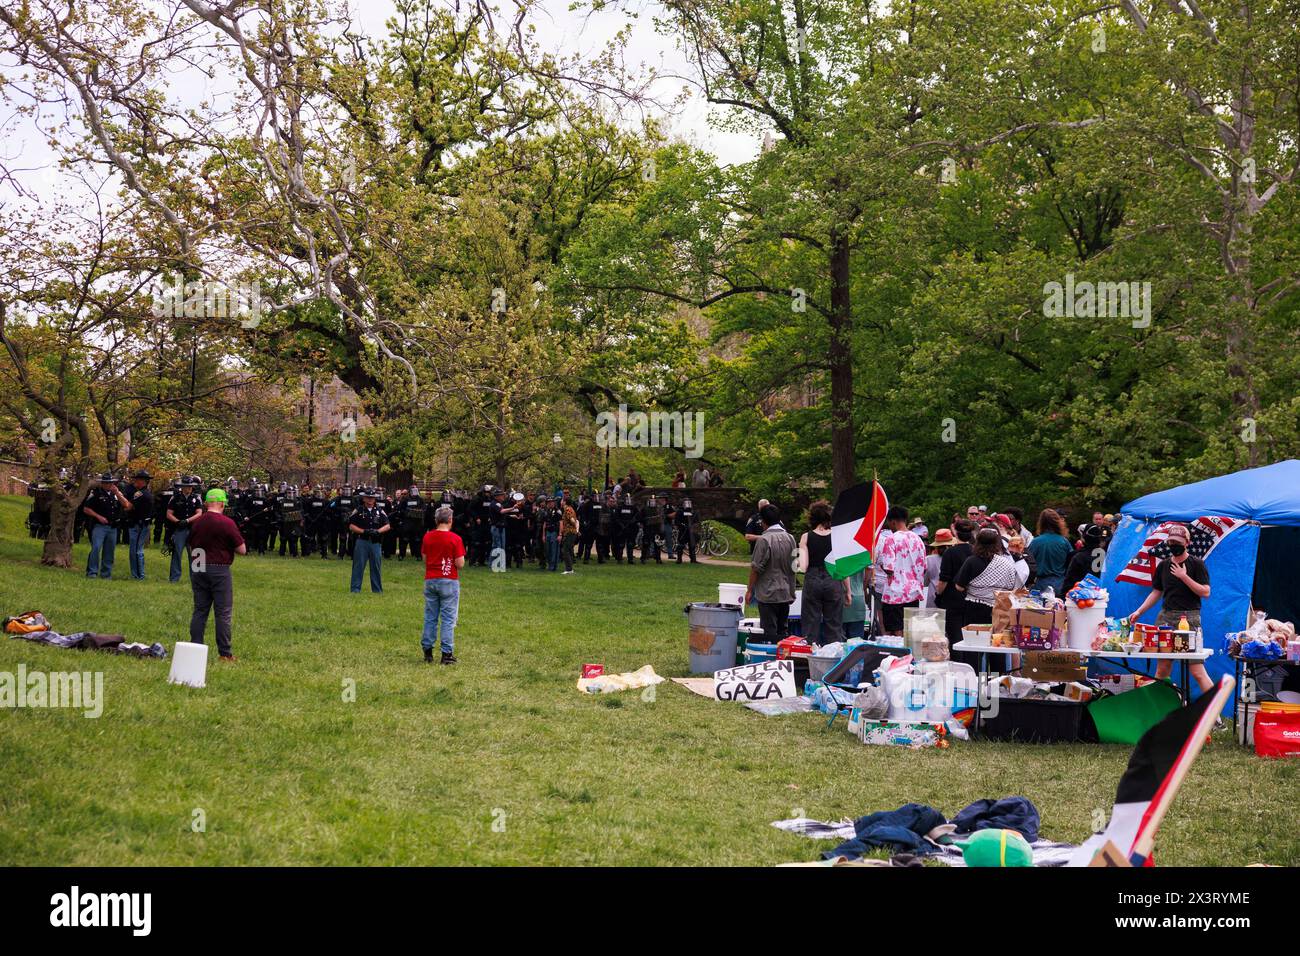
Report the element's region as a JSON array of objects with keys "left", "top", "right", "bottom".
[
  {"left": 1027, "top": 508, "right": 1072, "bottom": 595},
  {"left": 560, "top": 496, "right": 579, "bottom": 574},
  {"left": 954, "top": 528, "right": 1021, "bottom": 627},
  {"left": 1007, "top": 534, "right": 1034, "bottom": 587},
  {"left": 843, "top": 569, "right": 867, "bottom": 639},
  {"left": 874, "top": 506, "right": 926, "bottom": 637},
  {"left": 1064, "top": 524, "right": 1105, "bottom": 593},
  {"left": 1003, "top": 506, "right": 1033, "bottom": 546},
  {"left": 187, "top": 488, "right": 247, "bottom": 662},
  {"left": 1126, "top": 523, "right": 1214, "bottom": 695},
  {"left": 924, "top": 529, "right": 954, "bottom": 608},
  {"left": 935, "top": 520, "right": 975, "bottom": 643},
  {"left": 797, "top": 500, "right": 849, "bottom": 646},
  {"left": 745, "top": 504, "right": 797, "bottom": 644},
  {"left": 420, "top": 505, "right": 464, "bottom": 664}
]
